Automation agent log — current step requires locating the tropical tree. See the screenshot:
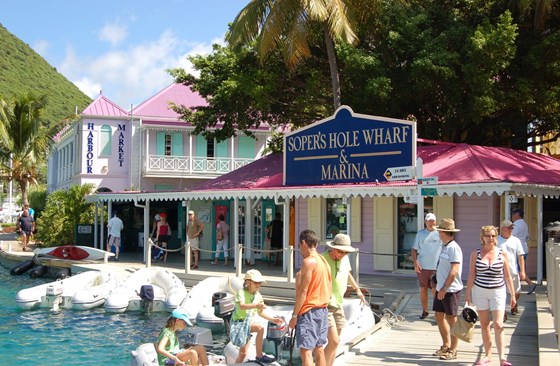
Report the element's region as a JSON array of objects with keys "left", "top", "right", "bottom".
[
  {"left": 0, "top": 93, "right": 57, "bottom": 205},
  {"left": 36, "top": 183, "right": 96, "bottom": 246},
  {"left": 228, "top": 0, "right": 363, "bottom": 110}
]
